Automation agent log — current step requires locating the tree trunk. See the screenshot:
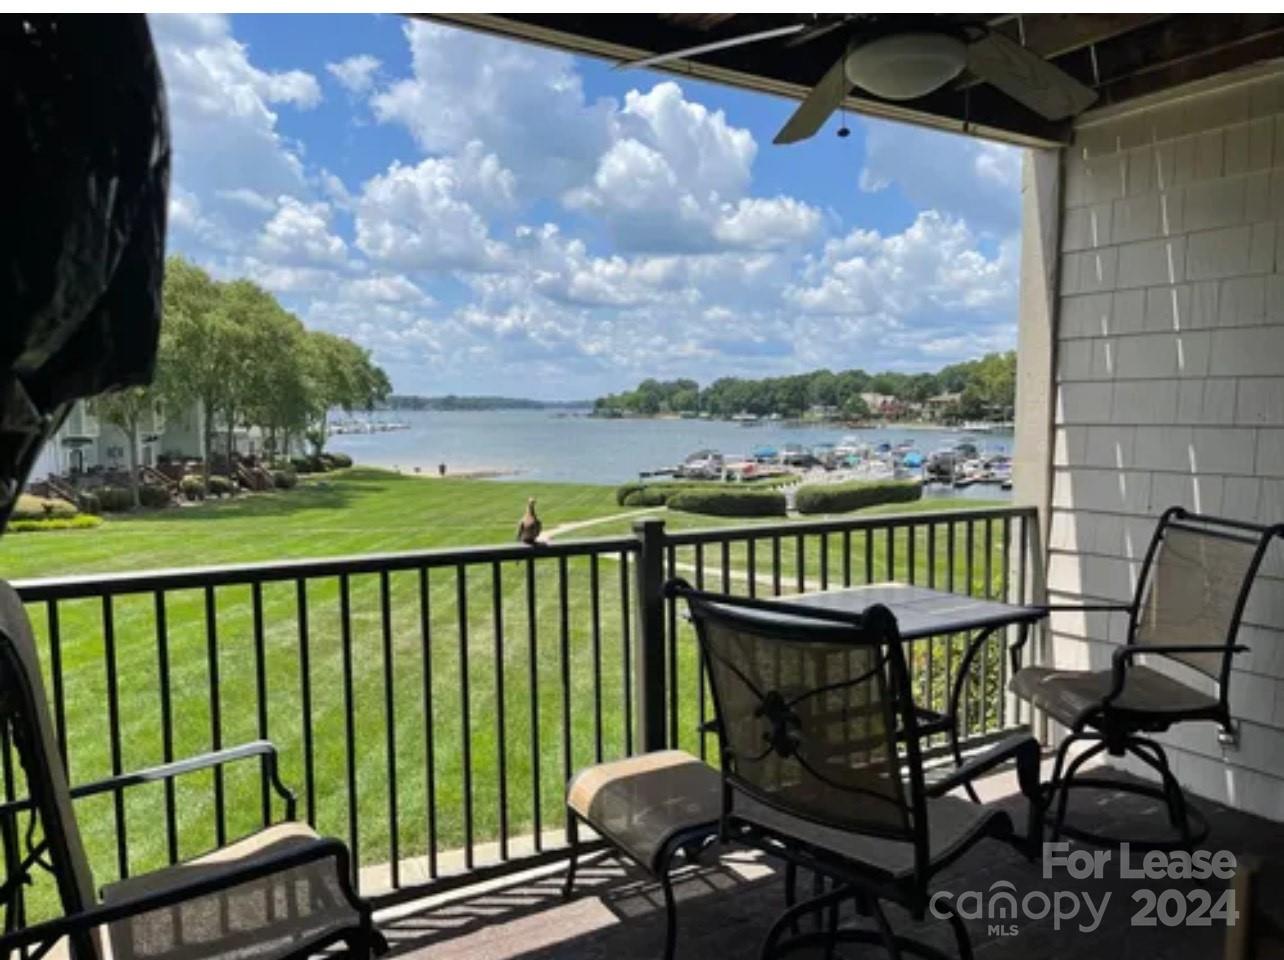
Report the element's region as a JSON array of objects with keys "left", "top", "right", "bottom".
[
  {"left": 226, "top": 406, "right": 237, "bottom": 495},
  {"left": 127, "top": 420, "right": 140, "bottom": 509},
  {"left": 201, "top": 403, "right": 213, "bottom": 488}
]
